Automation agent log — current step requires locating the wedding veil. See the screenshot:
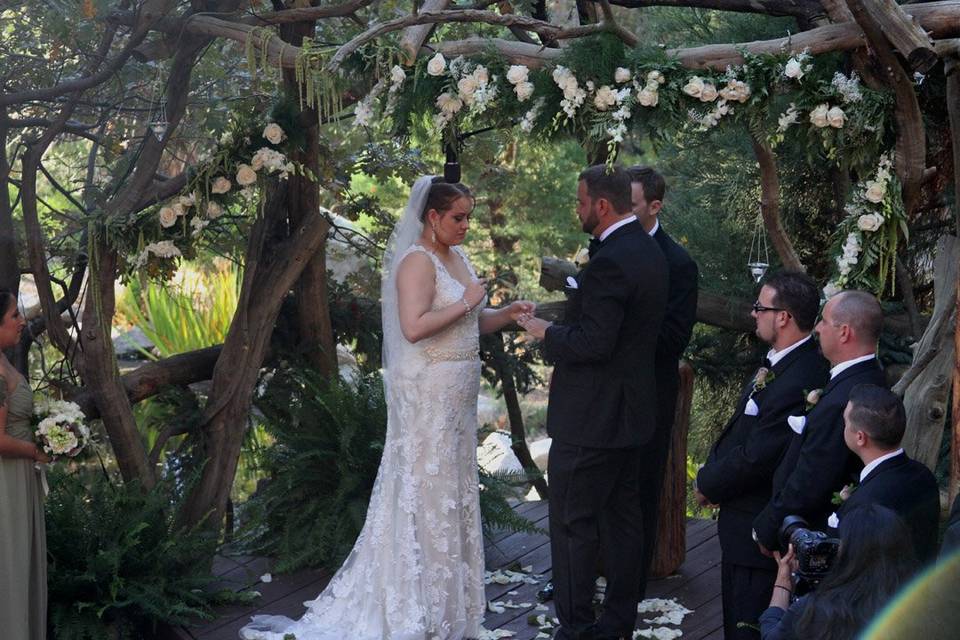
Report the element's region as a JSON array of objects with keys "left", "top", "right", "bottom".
[{"left": 381, "top": 175, "right": 436, "bottom": 378}]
